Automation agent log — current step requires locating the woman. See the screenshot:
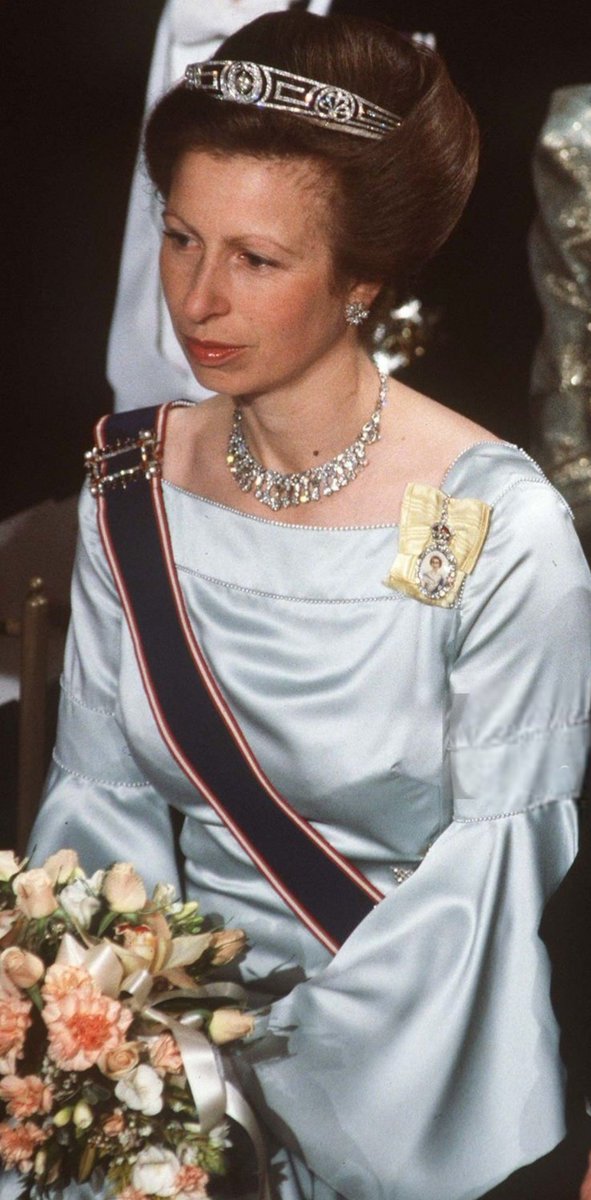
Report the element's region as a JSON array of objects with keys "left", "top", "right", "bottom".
[{"left": 17, "top": 11, "right": 591, "bottom": 1200}]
